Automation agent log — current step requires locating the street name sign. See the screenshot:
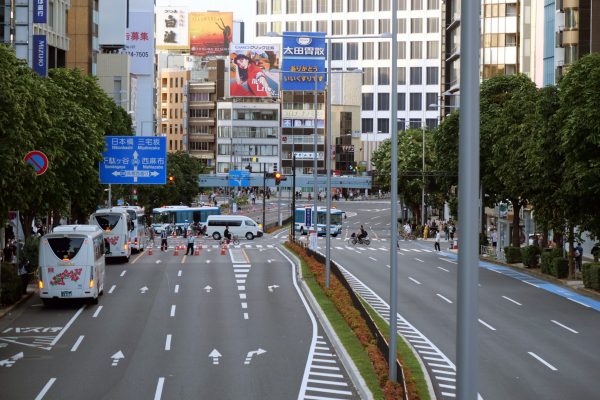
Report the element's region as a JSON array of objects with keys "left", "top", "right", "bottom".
[{"left": 100, "top": 136, "right": 166, "bottom": 184}]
